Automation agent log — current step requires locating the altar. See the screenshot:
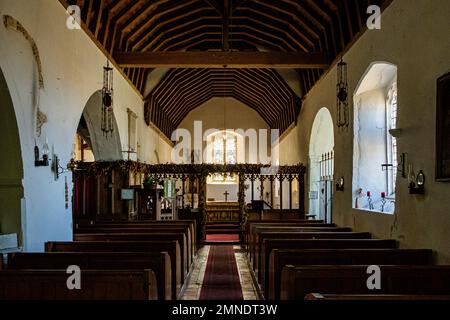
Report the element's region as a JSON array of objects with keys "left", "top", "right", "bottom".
[{"left": 205, "top": 201, "right": 240, "bottom": 223}]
